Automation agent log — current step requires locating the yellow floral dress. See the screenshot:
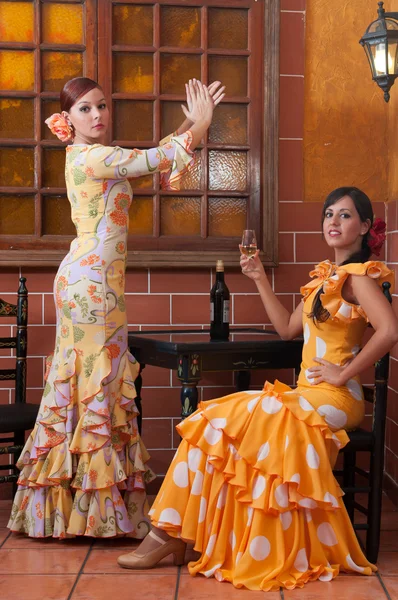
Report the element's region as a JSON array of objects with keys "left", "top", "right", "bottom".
[
  {"left": 8, "top": 131, "right": 194, "bottom": 538},
  {"left": 148, "top": 260, "right": 394, "bottom": 591}
]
